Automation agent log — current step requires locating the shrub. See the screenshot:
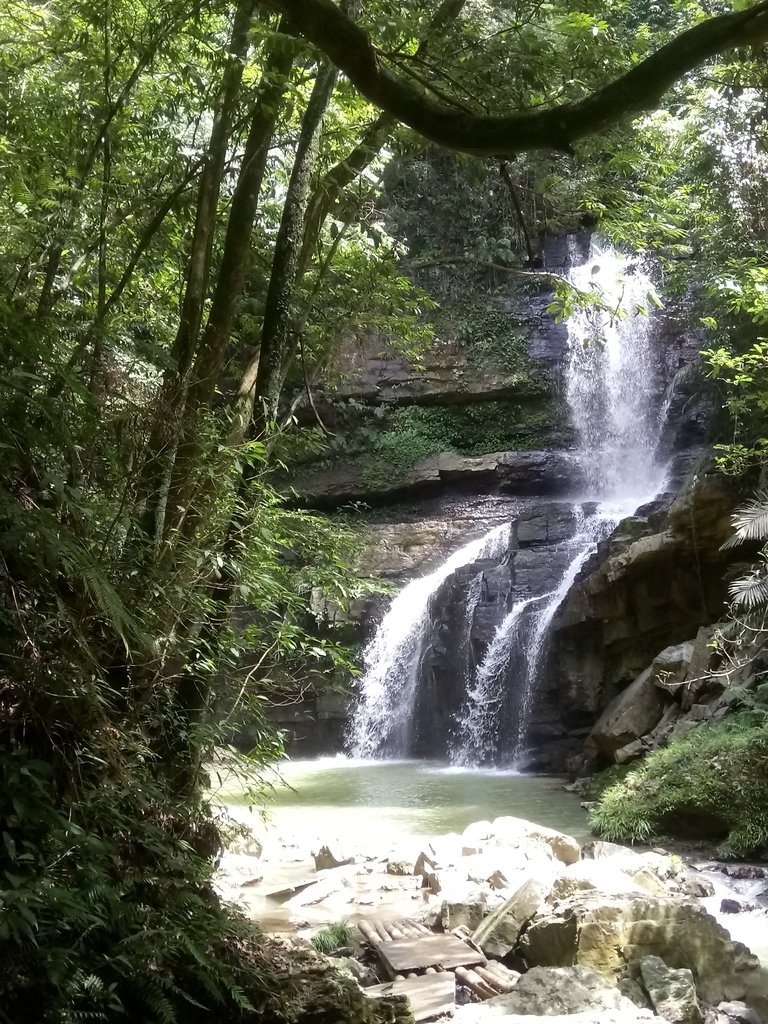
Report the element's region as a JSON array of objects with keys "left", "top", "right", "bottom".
[
  {"left": 310, "top": 922, "right": 354, "bottom": 955},
  {"left": 589, "top": 720, "right": 768, "bottom": 857}
]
